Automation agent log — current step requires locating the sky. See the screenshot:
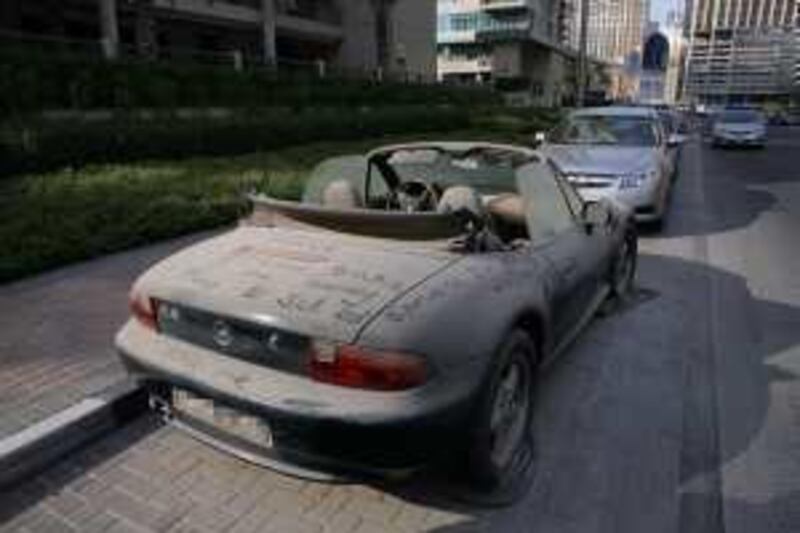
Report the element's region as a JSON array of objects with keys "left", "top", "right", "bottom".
[{"left": 650, "top": 0, "right": 682, "bottom": 25}]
